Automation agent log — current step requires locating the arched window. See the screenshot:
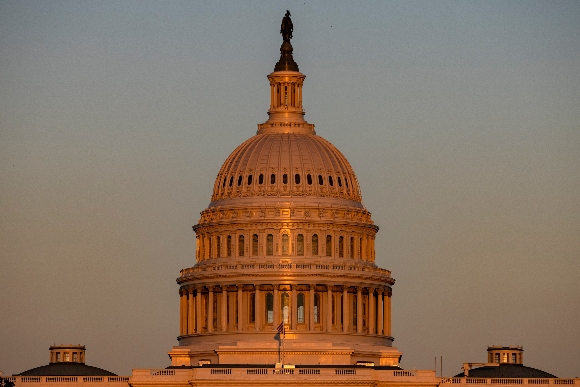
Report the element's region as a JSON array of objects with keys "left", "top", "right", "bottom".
[
  {"left": 216, "top": 236, "right": 221, "bottom": 258},
  {"left": 238, "top": 235, "right": 244, "bottom": 257},
  {"left": 237, "top": 175, "right": 242, "bottom": 186},
  {"left": 249, "top": 293, "right": 256, "bottom": 323},
  {"left": 329, "top": 176, "right": 334, "bottom": 186},
  {"left": 318, "top": 175, "right": 324, "bottom": 185},
  {"left": 297, "top": 293, "right": 305, "bottom": 324},
  {"left": 209, "top": 237, "right": 213, "bottom": 258},
  {"left": 258, "top": 174, "right": 264, "bottom": 184},
  {"left": 314, "top": 293, "right": 321, "bottom": 324},
  {"left": 283, "top": 174, "right": 288, "bottom": 184},
  {"left": 229, "top": 176, "right": 233, "bottom": 187},
  {"left": 281, "top": 292, "right": 290, "bottom": 324},
  {"left": 326, "top": 235, "right": 332, "bottom": 257},
  {"left": 295, "top": 174, "right": 300, "bottom": 184},
  {"left": 266, "top": 293, "right": 274, "bottom": 323},
  {"left": 312, "top": 234, "right": 318, "bottom": 255},
  {"left": 226, "top": 235, "right": 232, "bottom": 257},
  {"left": 350, "top": 237, "right": 355, "bottom": 258},
  {"left": 297, "top": 234, "right": 304, "bottom": 256},
  {"left": 247, "top": 175, "right": 253, "bottom": 185},
  {"left": 359, "top": 237, "right": 362, "bottom": 259},
  {"left": 252, "top": 234, "right": 258, "bottom": 256},
  {"left": 339, "top": 236, "right": 344, "bottom": 257},
  {"left": 270, "top": 174, "right": 276, "bottom": 184},
  {"left": 338, "top": 176, "right": 342, "bottom": 187},
  {"left": 282, "top": 234, "right": 289, "bottom": 255},
  {"left": 266, "top": 234, "right": 274, "bottom": 256},
  {"left": 307, "top": 174, "right": 313, "bottom": 185},
  {"left": 222, "top": 177, "right": 227, "bottom": 188}
]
